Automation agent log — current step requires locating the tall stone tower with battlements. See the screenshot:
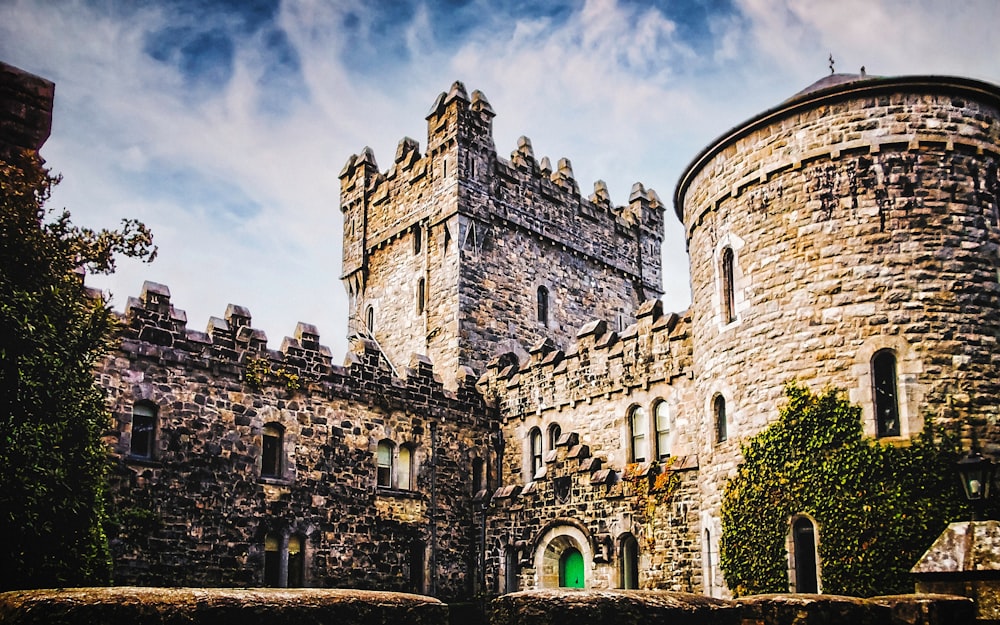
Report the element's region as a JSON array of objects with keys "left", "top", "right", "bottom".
[{"left": 340, "top": 81, "right": 664, "bottom": 386}]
